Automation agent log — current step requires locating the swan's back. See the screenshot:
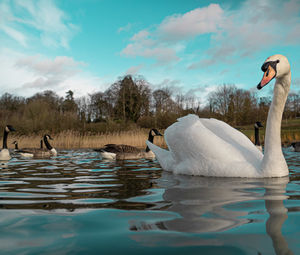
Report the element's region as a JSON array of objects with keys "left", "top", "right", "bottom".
[{"left": 156, "top": 114, "right": 263, "bottom": 177}]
